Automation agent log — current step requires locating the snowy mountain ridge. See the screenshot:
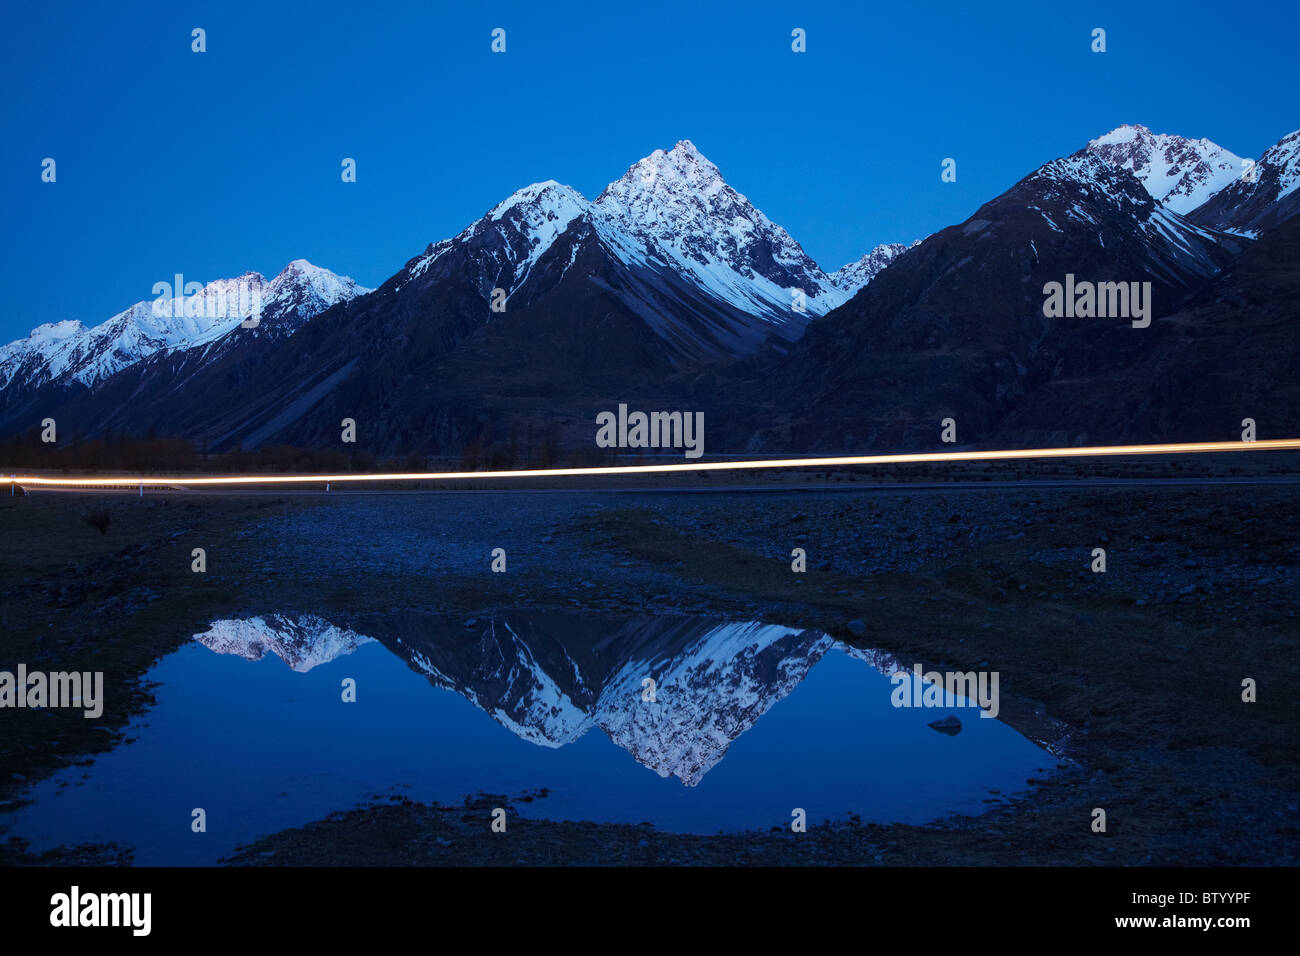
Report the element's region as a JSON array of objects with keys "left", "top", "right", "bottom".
[
  {"left": 1086, "top": 124, "right": 1246, "bottom": 214},
  {"left": 401, "top": 140, "right": 900, "bottom": 330},
  {"left": 0, "top": 260, "right": 369, "bottom": 392}
]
